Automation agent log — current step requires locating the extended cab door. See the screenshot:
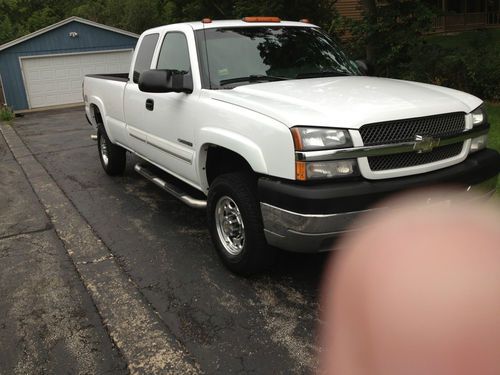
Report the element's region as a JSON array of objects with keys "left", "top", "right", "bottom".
[
  {"left": 124, "top": 29, "right": 199, "bottom": 186},
  {"left": 123, "top": 33, "right": 159, "bottom": 157}
]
